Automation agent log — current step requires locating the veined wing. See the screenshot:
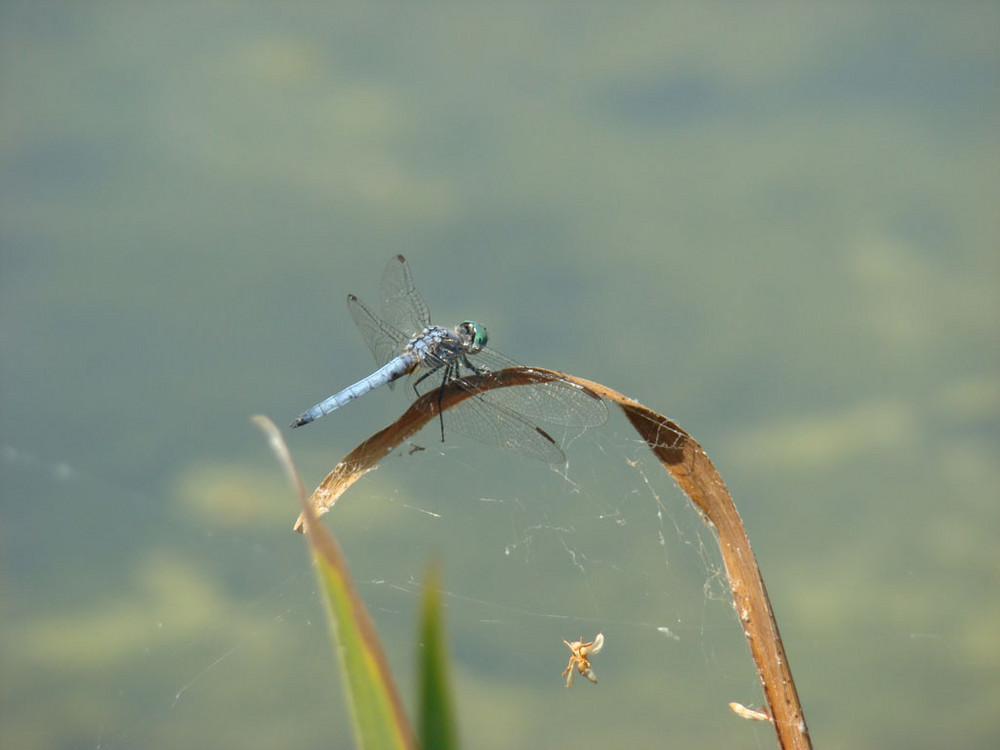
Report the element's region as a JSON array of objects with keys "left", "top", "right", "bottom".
[
  {"left": 347, "top": 256, "right": 431, "bottom": 369},
  {"left": 461, "top": 346, "right": 607, "bottom": 428},
  {"left": 440, "top": 382, "right": 569, "bottom": 464},
  {"left": 347, "top": 293, "right": 411, "bottom": 369},
  {"left": 405, "top": 346, "right": 606, "bottom": 464},
  {"left": 379, "top": 254, "right": 431, "bottom": 340}
]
